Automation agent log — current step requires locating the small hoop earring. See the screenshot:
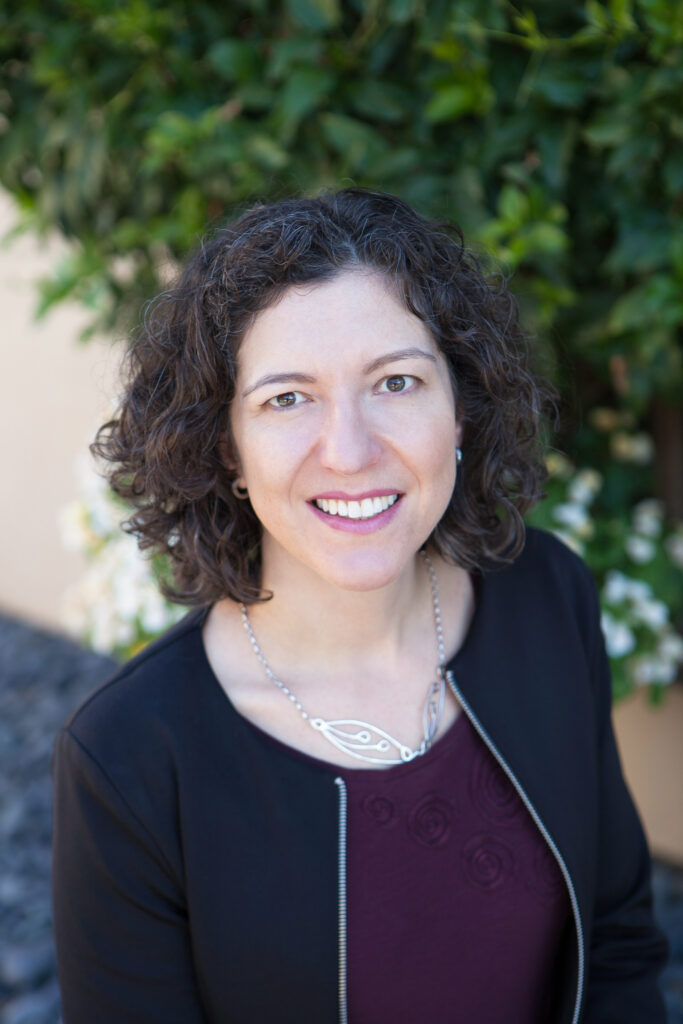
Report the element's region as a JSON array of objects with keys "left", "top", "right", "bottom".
[
  {"left": 231, "top": 479, "right": 249, "bottom": 500},
  {"left": 456, "top": 447, "right": 463, "bottom": 464}
]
